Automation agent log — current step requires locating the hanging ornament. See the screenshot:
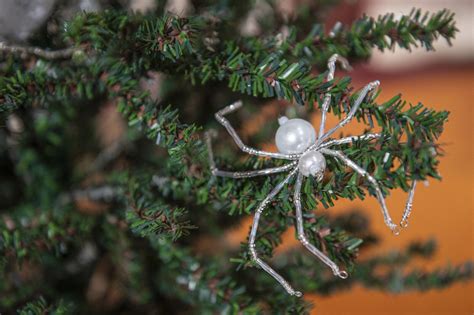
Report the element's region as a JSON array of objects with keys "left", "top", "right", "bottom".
[{"left": 206, "top": 54, "right": 417, "bottom": 297}]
